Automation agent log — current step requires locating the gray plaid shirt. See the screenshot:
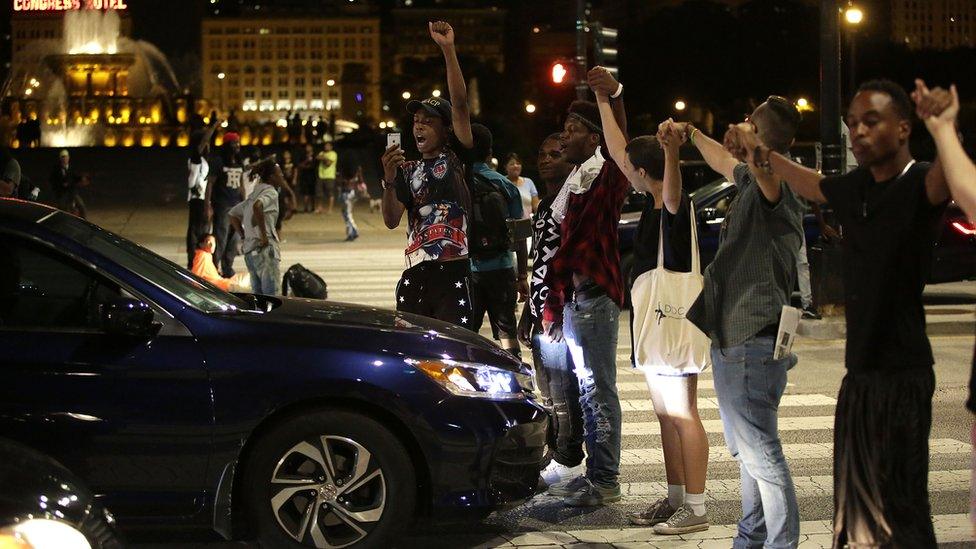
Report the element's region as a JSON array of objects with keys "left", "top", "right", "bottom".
[{"left": 687, "top": 163, "right": 805, "bottom": 349}]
